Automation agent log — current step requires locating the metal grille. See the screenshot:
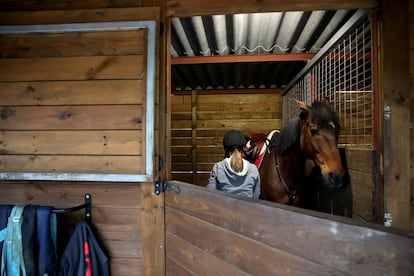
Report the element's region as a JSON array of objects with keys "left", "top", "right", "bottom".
[{"left": 283, "top": 16, "right": 374, "bottom": 149}]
